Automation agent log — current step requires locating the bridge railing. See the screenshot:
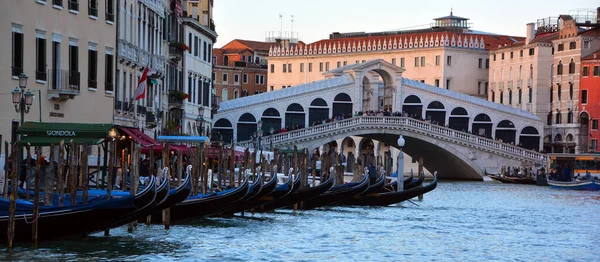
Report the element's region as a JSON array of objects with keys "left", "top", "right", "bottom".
[{"left": 237, "top": 116, "right": 548, "bottom": 163}]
